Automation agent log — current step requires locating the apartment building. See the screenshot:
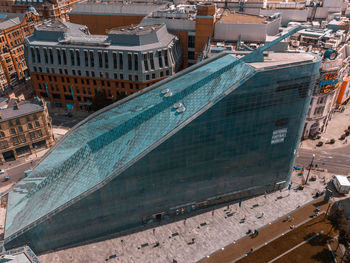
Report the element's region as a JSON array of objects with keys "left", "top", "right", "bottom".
[
  {"left": 0, "top": 11, "right": 41, "bottom": 91},
  {"left": 24, "top": 20, "right": 182, "bottom": 111},
  {"left": 0, "top": 97, "right": 54, "bottom": 164}
]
